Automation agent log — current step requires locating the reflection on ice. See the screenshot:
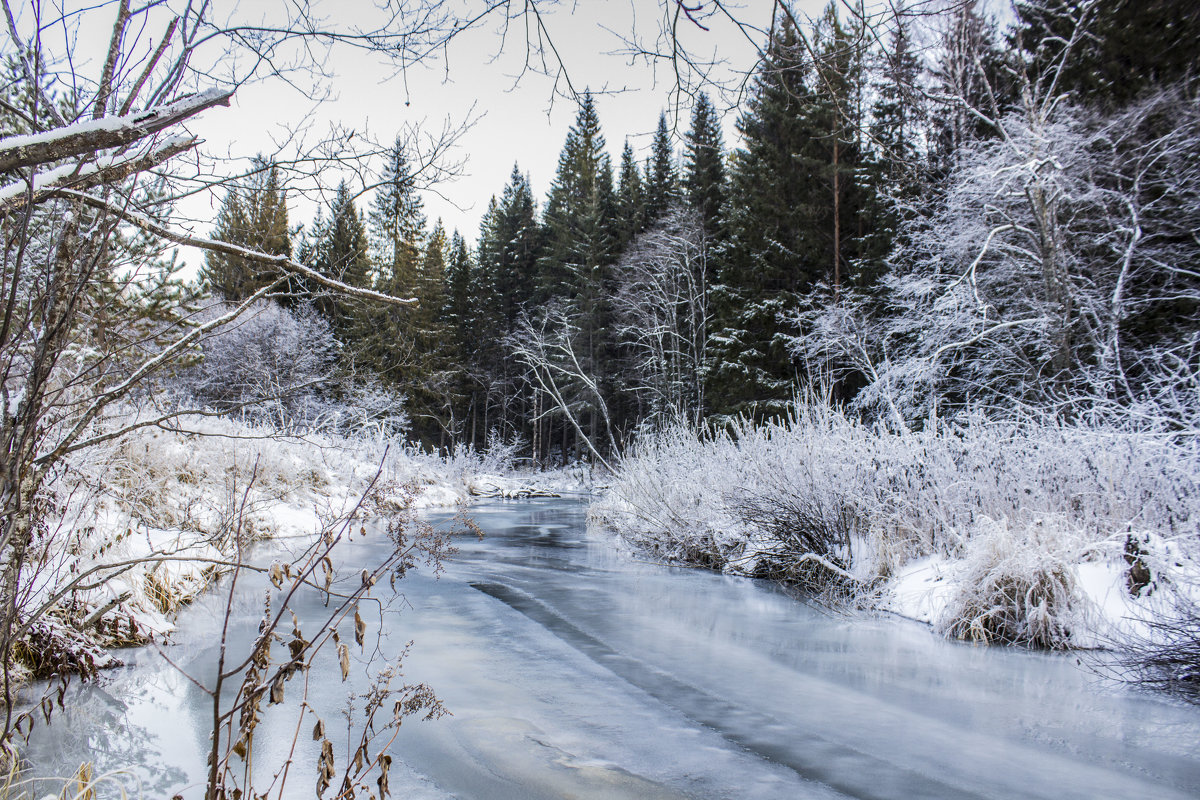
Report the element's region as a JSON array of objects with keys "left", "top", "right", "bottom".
[{"left": 22, "top": 498, "right": 1200, "bottom": 799}]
